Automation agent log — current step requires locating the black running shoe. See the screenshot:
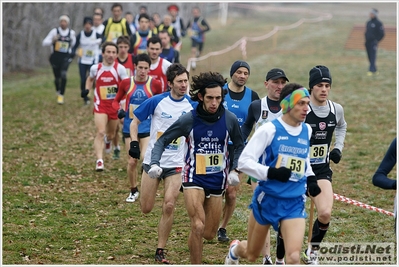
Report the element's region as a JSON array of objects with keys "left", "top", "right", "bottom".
[
  {"left": 155, "top": 248, "right": 170, "bottom": 264},
  {"left": 217, "top": 228, "right": 230, "bottom": 242}
]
